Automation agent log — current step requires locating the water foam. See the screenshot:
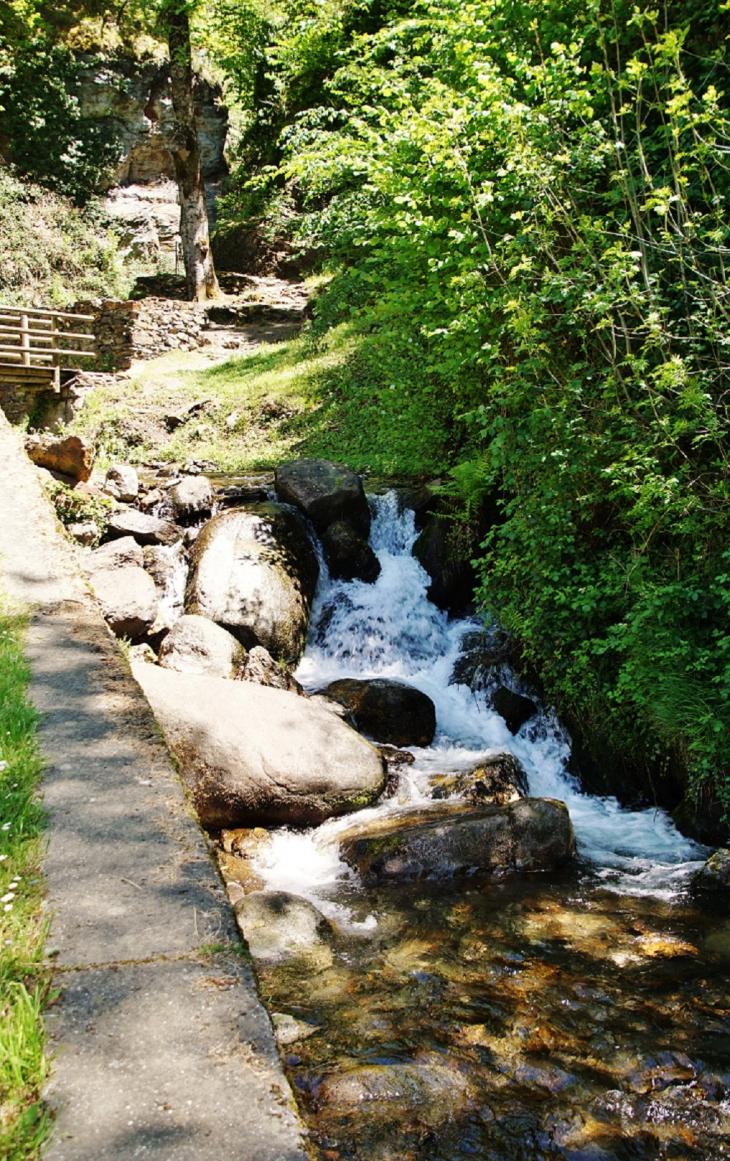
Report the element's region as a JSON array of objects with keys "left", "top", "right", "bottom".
[{"left": 256, "top": 492, "right": 705, "bottom": 905}]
